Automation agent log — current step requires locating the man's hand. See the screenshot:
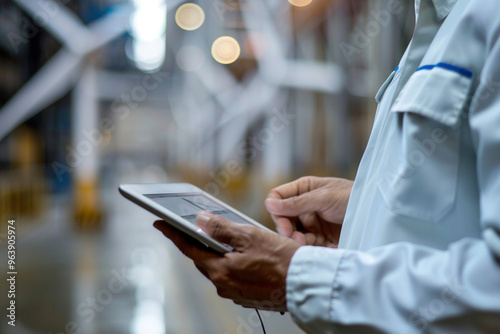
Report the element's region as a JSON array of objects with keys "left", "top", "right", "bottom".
[
  {"left": 153, "top": 211, "right": 300, "bottom": 312},
  {"left": 265, "top": 176, "right": 353, "bottom": 247}
]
